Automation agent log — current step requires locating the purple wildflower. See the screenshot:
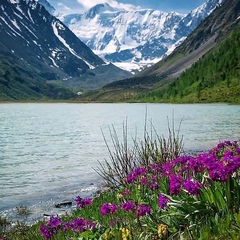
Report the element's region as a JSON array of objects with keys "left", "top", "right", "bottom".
[
  {"left": 121, "top": 189, "right": 131, "bottom": 197},
  {"left": 126, "top": 167, "right": 146, "bottom": 184},
  {"left": 225, "top": 155, "right": 240, "bottom": 175},
  {"left": 72, "top": 218, "right": 87, "bottom": 232},
  {"left": 209, "top": 167, "right": 228, "bottom": 182},
  {"left": 48, "top": 216, "right": 62, "bottom": 229},
  {"left": 75, "top": 196, "right": 84, "bottom": 207},
  {"left": 199, "top": 152, "right": 219, "bottom": 171},
  {"left": 75, "top": 196, "right": 92, "bottom": 208},
  {"left": 151, "top": 163, "right": 162, "bottom": 172},
  {"left": 172, "top": 155, "right": 194, "bottom": 166},
  {"left": 64, "top": 217, "right": 94, "bottom": 233},
  {"left": 135, "top": 167, "right": 147, "bottom": 176},
  {"left": 149, "top": 181, "right": 160, "bottom": 190},
  {"left": 162, "top": 162, "right": 173, "bottom": 176},
  {"left": 151, "top": 175, "right": 157, "bottom": 181},
  {"left": 87, "top": 221, "right": 95, "bottom": 230},
  {"left": 222, "top": 150, "right": 234, "bottom": 161},
  {"left": 126, "top": 173, "right": 136, "bottom": 184},
  {"left": 100, "top": 203, "right": 118, "bottom": 216},
  {"left": 172, "top": 155, "right": 196, "bottom": 175},
  {"left": 215, "top": 140, "right": 237, "bottom": 151},
  {"left": 40, "top": 224, "right": 53, "bottom": 239},
  {"left": 140, "top": 177, "right": 148, "bottom": 186},
  {"left": 120, "top": 201, "right": 135, "bottom": 212},
  {"left": 135, "top": 204, "right": 151, "bottom": 217},
  {"left": 83, "top": 198, "right": 92, "bottom": 205},
  {"left": 158, "top": 194, "right": 169, "bottom": 209},
  {"left": 183, "top": 179, "right": 202, "bottom": 195},
  {"left": 40, "top": 216, "right": 62, "bottom": 239},
  {"left": 189, "top": 156, "right": 204, "bottom": 173},
  {"left": 169, "top": 174, "right": 182, "bottom": 195},
  {"left": 63, "top": 222, "right": 72, "bottom": 231}
]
